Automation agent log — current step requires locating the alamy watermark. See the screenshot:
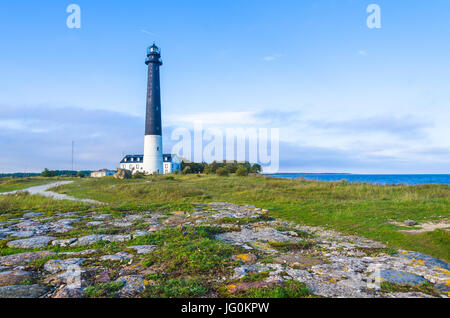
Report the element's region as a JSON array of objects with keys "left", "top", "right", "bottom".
[
  {"left": 171, "top": 122, "right": 280, "bottom": 173},
  {"left": 367, "top": 4, "right": 381, "bottom": 29},
  {"left": 66, "top": 4, "right": 81, "bottom": 29}
]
